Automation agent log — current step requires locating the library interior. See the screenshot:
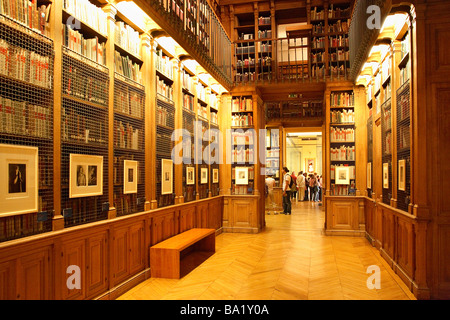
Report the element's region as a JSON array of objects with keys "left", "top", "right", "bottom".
[{"left": 0, "top": 0, "right": 449, "bottom": 301}]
